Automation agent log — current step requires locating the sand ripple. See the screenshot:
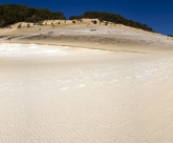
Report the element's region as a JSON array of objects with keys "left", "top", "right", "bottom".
[{"left": 0, "top": 44, "right": 173, "bottom": 143}]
